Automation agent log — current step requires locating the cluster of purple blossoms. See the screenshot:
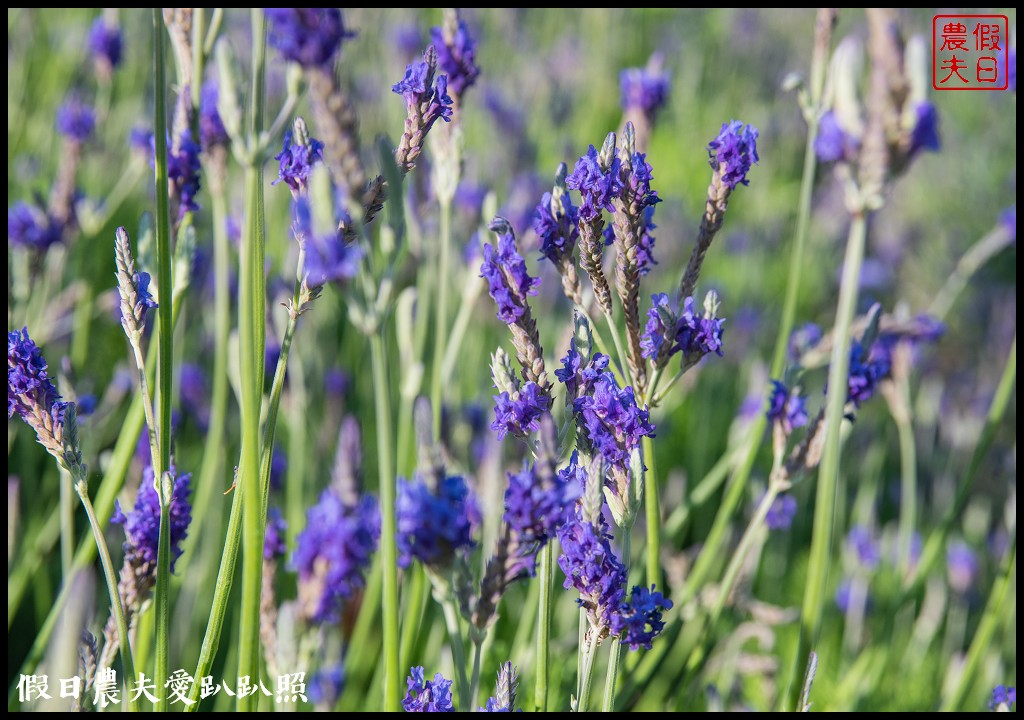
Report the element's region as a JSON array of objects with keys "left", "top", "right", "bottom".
[
  {"left": 641, "top": 294, "right": 725, "bottom": 365},
  {"left": 199, "top": 80, "right": 230, "bottom": 151},
  {"left": 620, "top": 56, "right": 670, "bottom": 120},
  {"left": 265, "top": 8, "right": 355, "bottom": 68},
  {"left": 814, "top": 111, "right": 859, "bottom": 163},
  {"left": 765, "top": 493, "right": 798, "bottom": 531},
  {"left": 112, "top": 466, "right": 193, "bottom": 572},
  {"left": 707, "top": 120, "right": 759, "bottom": 190},
  {"left": 612, "top": 584, "right": 673, "bottom": 651},
  {"left": 846, "top": 340, "right": 891, "bottom": 407},
  {"left": 402, "top": 667, "right": 454, "bottom": 712},
  {"left": 574, "top": 372, "right": 654, "bottom": 470},
  {"left": 480, "top": 223, "right": 540, "bottom": 324},
  {"left": 274, "top": 131, "right": 325, "bottom": 195},
  {"left": 88, "top": 16, "right": 123, "bottom": 70},
  {"left": 263, "top": 507, "right": 287, "bottom": 561},
  {"left": 292, "top": 490, "right": 379, "bottom": 624},
  {"left": 480, "top": 662, "right": 518, "bottom": 713},
  {"left": 8, "top": 328, "right": 66, "bottom": 425},
  {"left": 56, "top": 95, "right": 96, "bottom": 143},
  {"left": 166, "top": 131, "right": 202, "bottom": 217},
  {"left": 308, "top": 665, "right": 345, "bottom": 708},
  {"left": 534, "top": 189, "right": 580, "bottom": 266},
  {"left": 392, "top": 58, "right": 454, "bottom": 128},
  {"left": 612, "top": 150, "right": 662, "bottom": 274},
  {"left": 909, "top": 101, "right": 941, "bottom": 155},
  {"left": 566, "top": 144, "right": 623, "bottom": 222},
  {"left": 491, "top": 382, "right": 549, "bottom": 441},
  {"left": 766, "top": 380, "right": 809, "bottom": 434},
  {"left": 430, "top": 16, "right": 480, "bottom": 100},
  {"left": 990, "top": 685, "right": 1016, "bottom": 711},
  {"left": 8, "top": 202, "right": 62, "bottom": 251},
  {"left": 291, "top": 197, "right": 362, "bottom": 286},
  {"left": 555, "top": 341, "right": 609, "bottom": 400},
  {"left": 396, "top": 473, "right": 477, "bottom": 569}
]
